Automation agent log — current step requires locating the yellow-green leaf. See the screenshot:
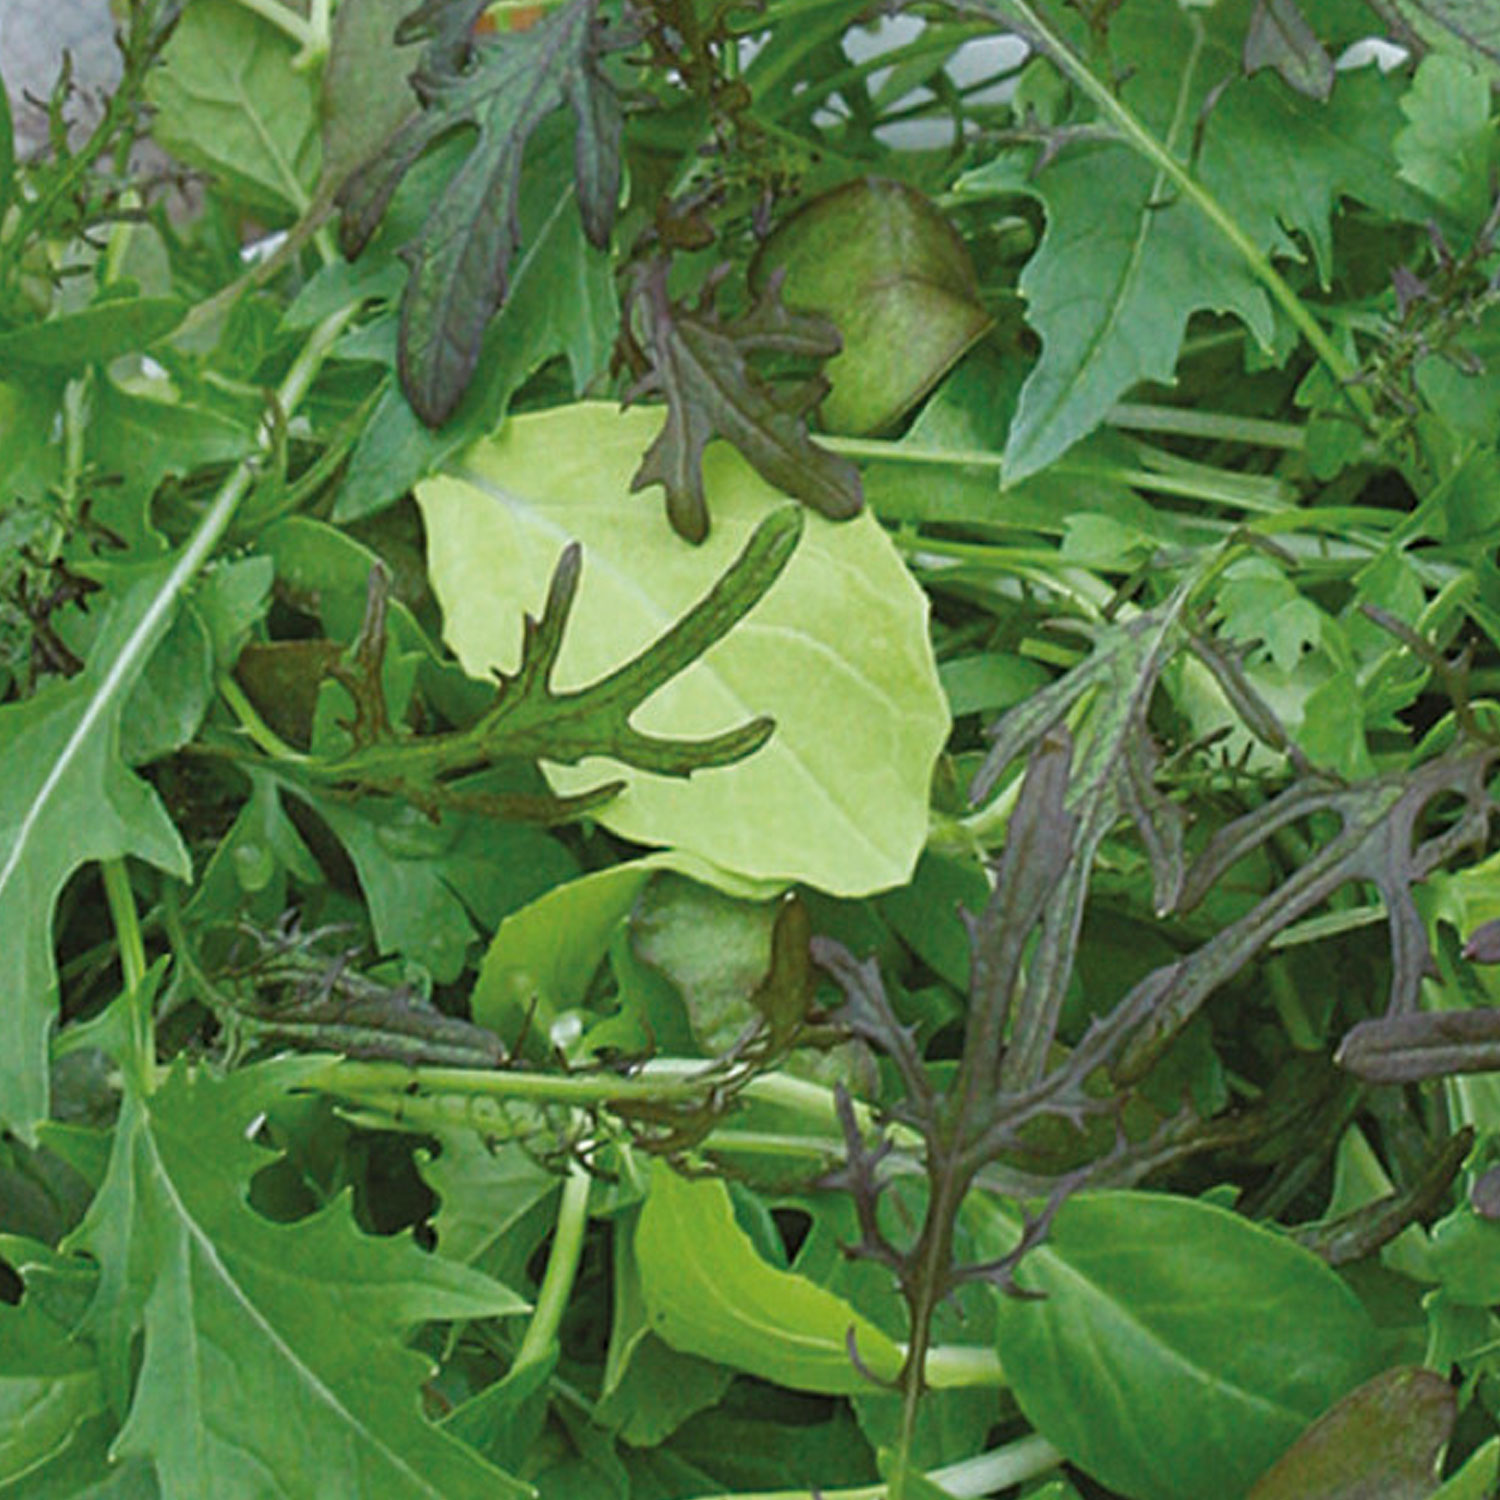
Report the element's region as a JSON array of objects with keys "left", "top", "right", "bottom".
[{"left": 416, "top": 402, "right": 948, "bottom": 895}]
